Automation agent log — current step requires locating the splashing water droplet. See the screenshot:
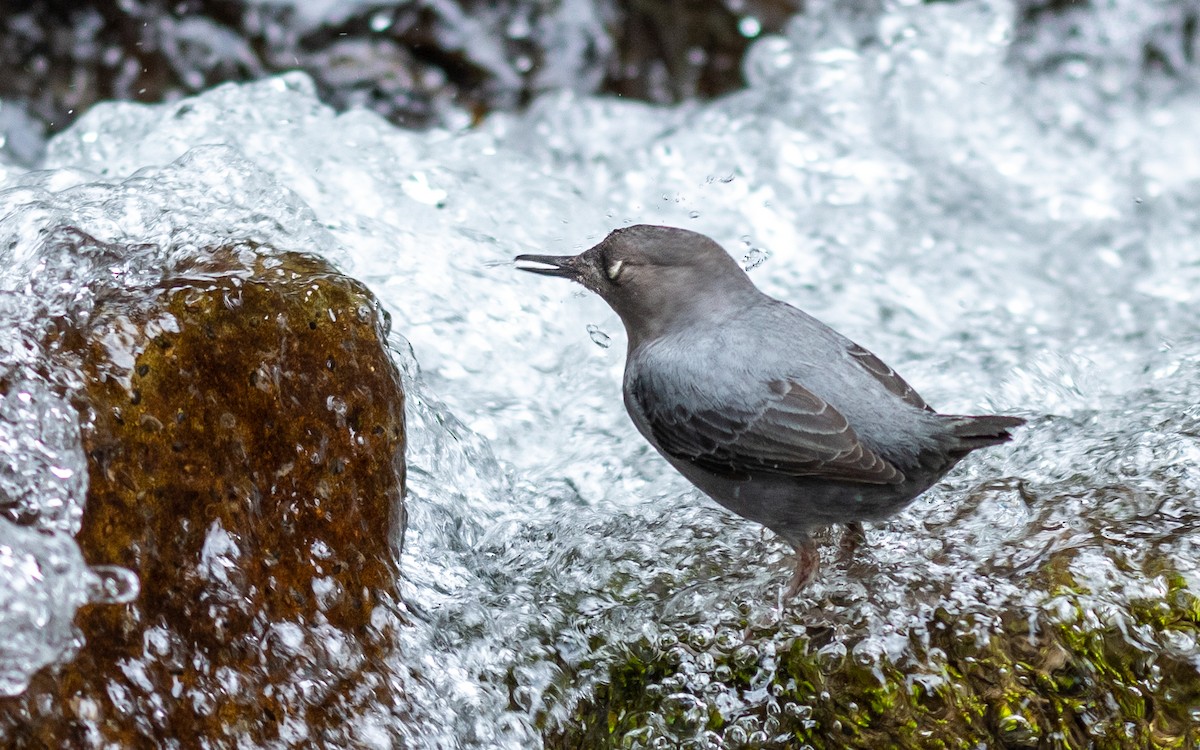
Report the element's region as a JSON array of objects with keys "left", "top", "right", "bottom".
[
  {"left": 369, "top": 12, "right": 394, "bottom": 32},
  {"left": 738, "top": 16, "right": 762, "bottom": 38},
  {"left": 742, "top": 247, "right": 770, "bottom": 271},
  {"left": 87, "top": 565, "right": 140, "bottom": 604},
  {"left": 586, "top": 324, "right": 611, "bottom": 349}
]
